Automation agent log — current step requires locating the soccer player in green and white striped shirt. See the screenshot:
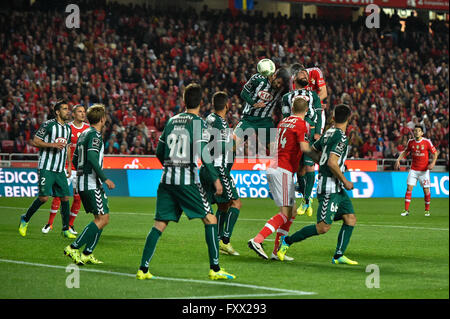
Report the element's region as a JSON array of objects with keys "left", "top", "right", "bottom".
[
  {"left": 282, "top": 71, "right": 324, "bottom": 216},
  {"left": 234, "top": 67, "right": 290, "bottom": 153},
  {"left": 19, "top": 100, "right": 75, "bottom": 238},
  {"left": 64, "top": 104, "right": 116, "bottom": 265},
  {"left": 277, "top": 104, "right": 359, "bottom": 265},
  {"left": 137, "top": 83, "right": 236, "bottom": 281},
  {"left": 200, "top": 91, "right": 241, "bottom": 256}
]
